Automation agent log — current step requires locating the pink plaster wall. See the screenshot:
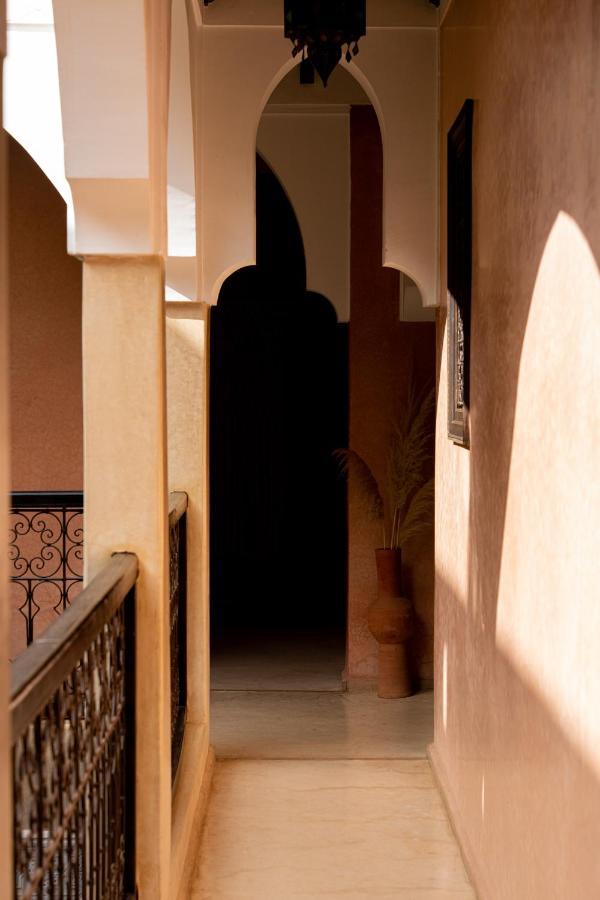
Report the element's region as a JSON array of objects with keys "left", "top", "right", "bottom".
[
  {"left": 433, "top": 2, "right": 600, "bottom": 897},
  {"left": 8, "top": 134, "right": 83, "bottom": 492},
  {"left": 7, "top": 135, "right": 83, "bottom": 659},
  {"left": 348, "top": 107, "right": 435, "bottom": 684}
]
